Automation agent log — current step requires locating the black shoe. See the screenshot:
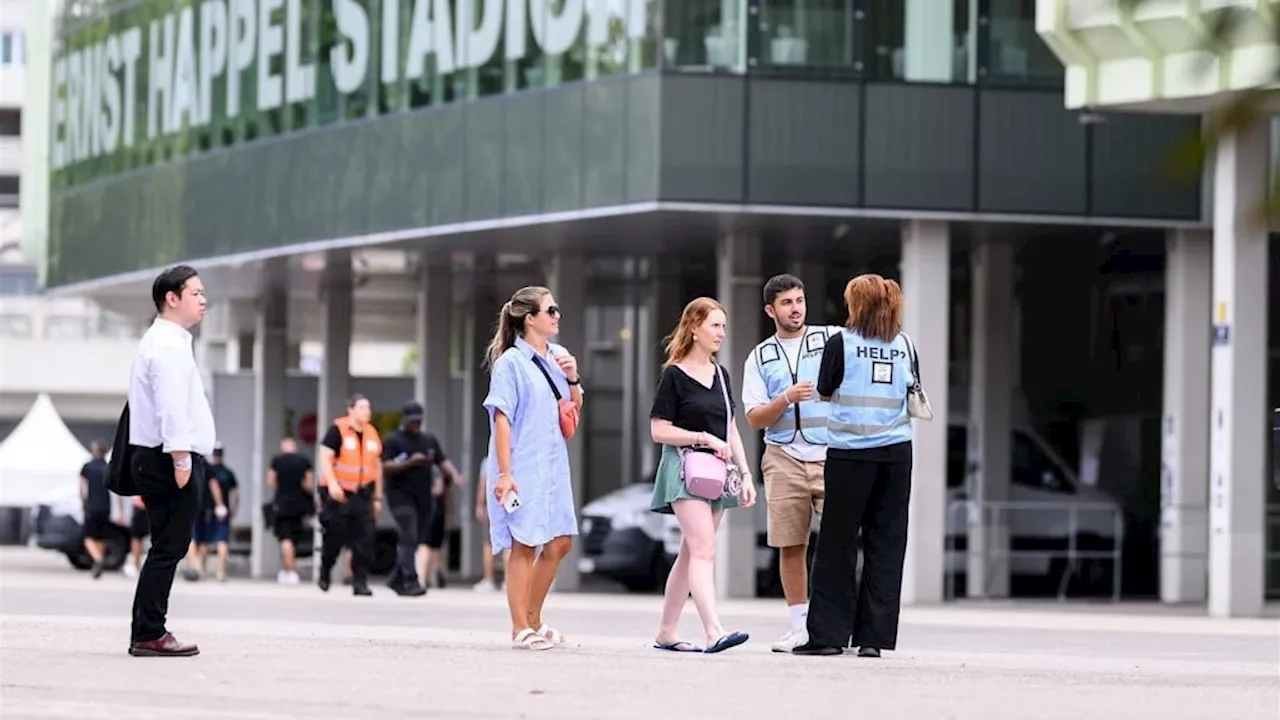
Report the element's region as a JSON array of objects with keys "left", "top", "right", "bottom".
[
  {"left": 353, "top": 584, "right": 373, "bottom": 596},
  {"left": 394, "top": 582, "right": 427, "bottom": 597},
  {"left": 858, "top": 647, "right": 881, "bottom": 658},
  {"left": 91, "top": 561, "right": 105, "bottom": 579},
  {"left": 791, "top": 642, "right": 843, "bottom": 656},
  {"left": 317, "top": 573, "right": 331, "bottom": 592}
]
